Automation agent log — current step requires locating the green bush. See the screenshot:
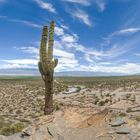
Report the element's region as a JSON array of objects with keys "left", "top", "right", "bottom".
[
  {"left": 76, "top": 86, "right": 81, "bottom": 92},
  {"left": 136, "top": 116, "right": 140, "bottom": 121},
  {"left": 0, "top": 123, "right": 25, "bottom": 136},
  {"left": 94, "top": 98, "right": 99, "bottom": 105},
  {"left": 119, "top": 112, "right": 126, "bottom": 117},
  {"left": 98, "top": 101, "right": 105, "bottom": 106}
]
